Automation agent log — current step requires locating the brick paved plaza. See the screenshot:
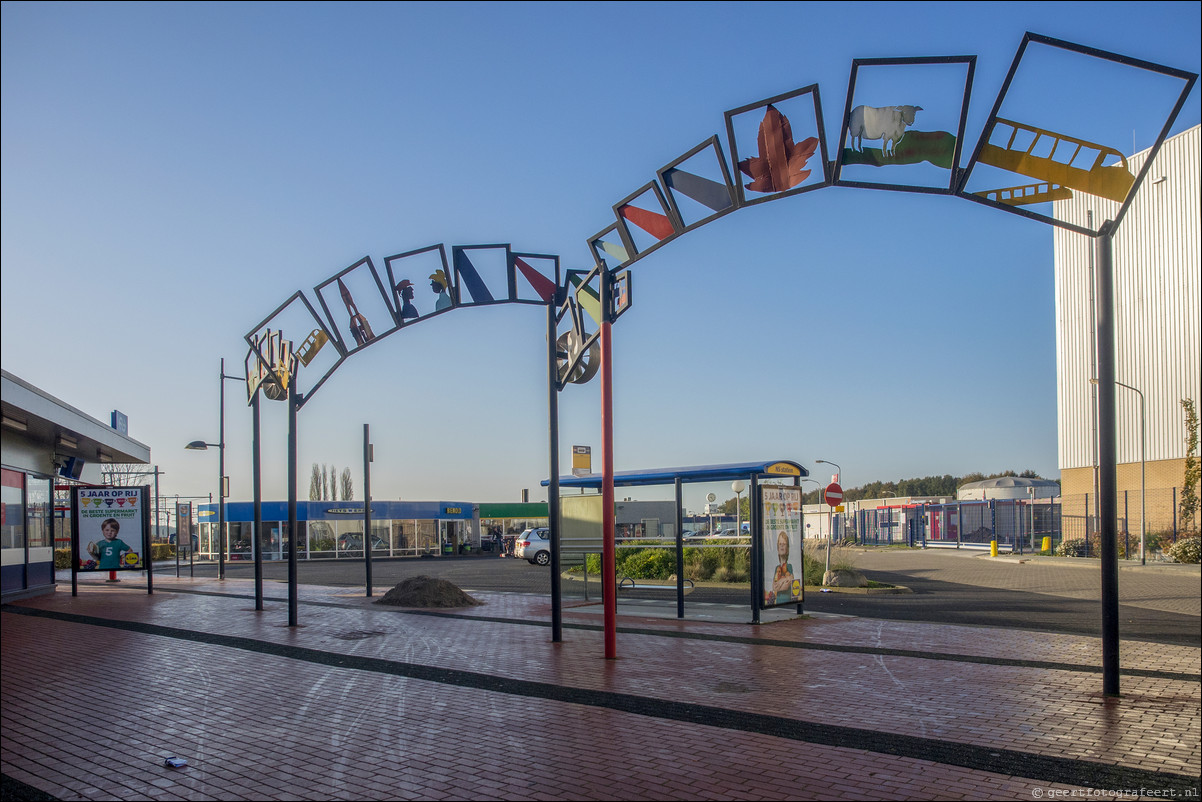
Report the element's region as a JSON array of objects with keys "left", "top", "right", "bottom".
[{"left": 2, "top": 560, "right": 1198, "bottom": 801}]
